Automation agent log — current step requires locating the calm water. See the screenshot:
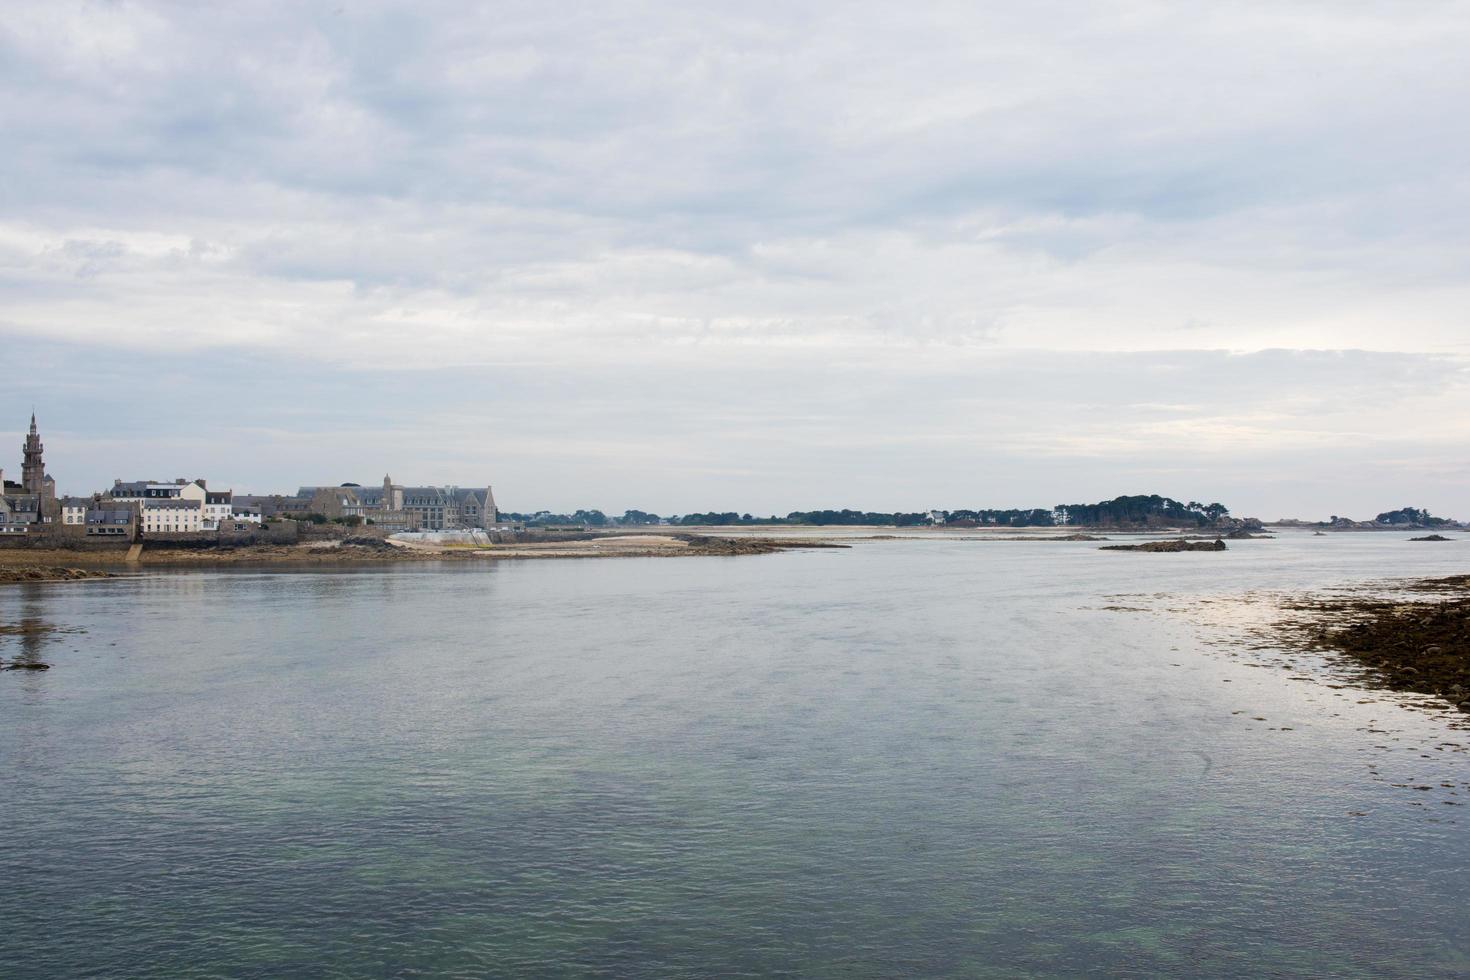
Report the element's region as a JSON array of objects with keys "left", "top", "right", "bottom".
[{"left": 3, "top": 532, "right": 1469, "bottom": 978}]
